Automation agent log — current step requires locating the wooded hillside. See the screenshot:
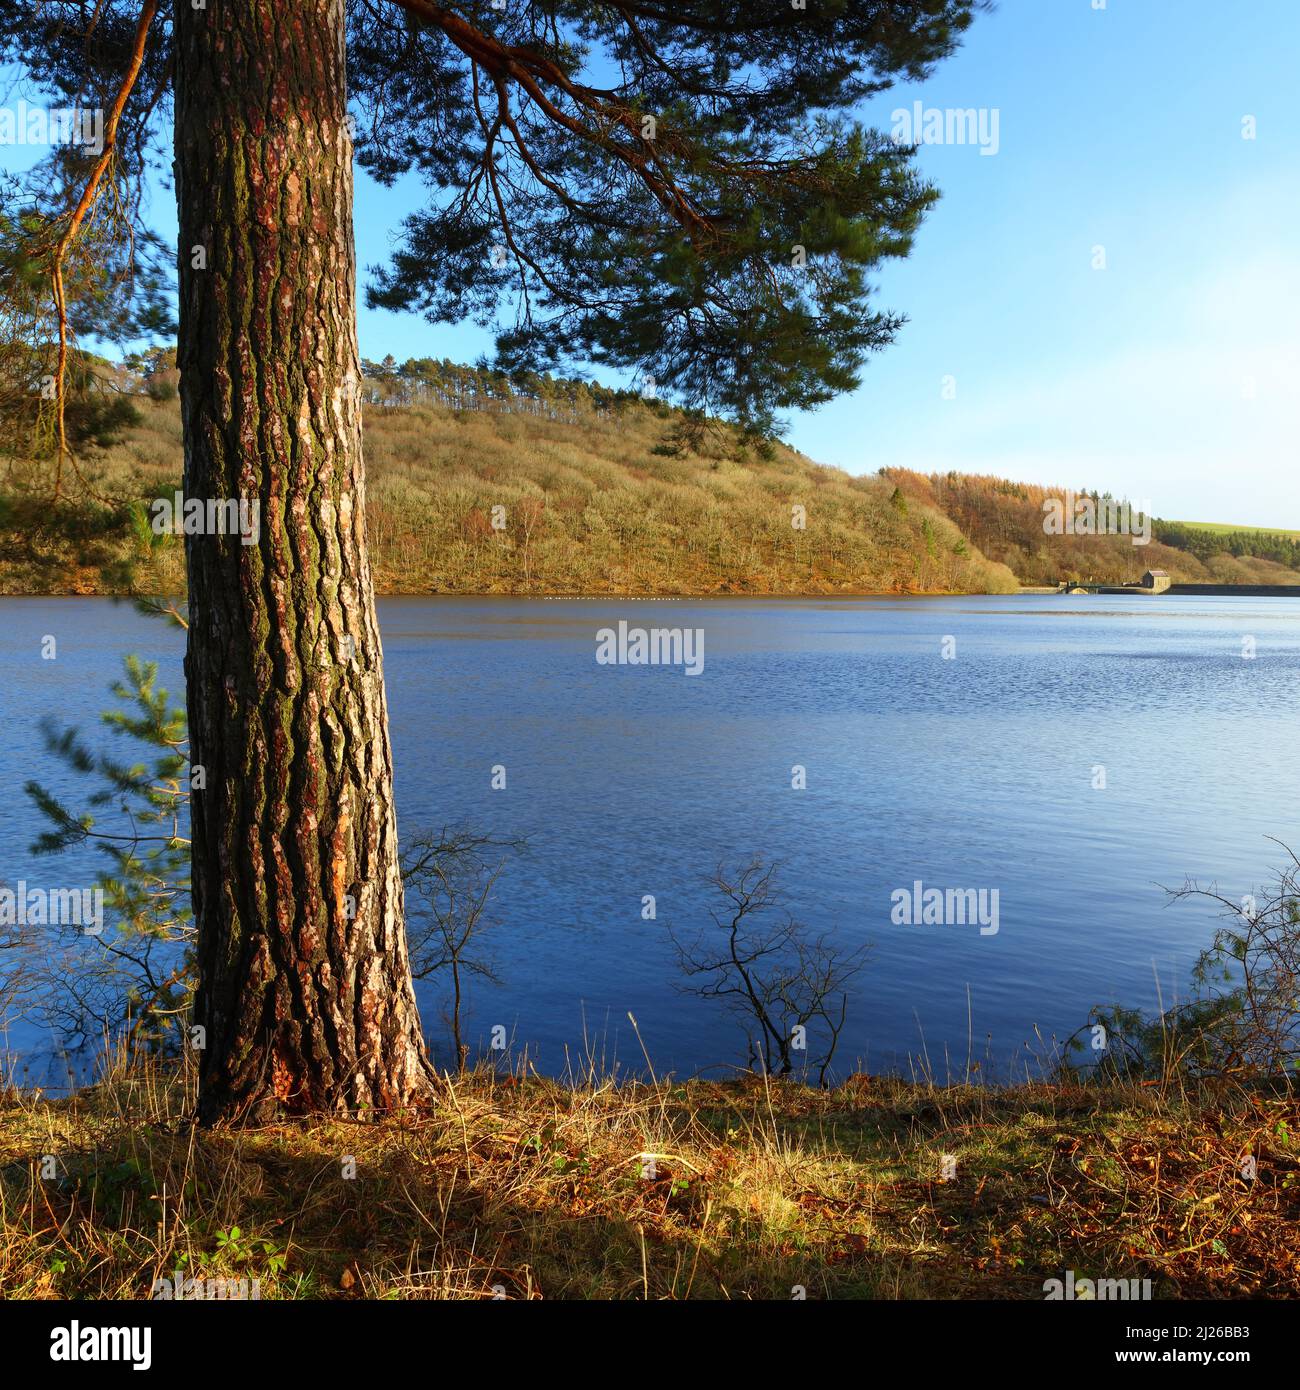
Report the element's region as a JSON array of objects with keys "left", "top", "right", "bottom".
[
  {"left": 0, "top": 360, "right": 1018, "bottom": 596},
  {"left": 3, "top": 357, "right": 1295, "bottom": 596}
]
